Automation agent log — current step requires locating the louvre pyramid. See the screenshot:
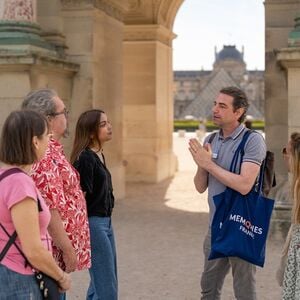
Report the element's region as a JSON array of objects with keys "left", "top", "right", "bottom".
[{"left": 179, "top": 68, "right": 262, "bottom": 120}]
